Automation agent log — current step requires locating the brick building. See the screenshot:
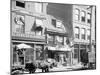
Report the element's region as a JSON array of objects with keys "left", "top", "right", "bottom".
[
  {"left": 47, "top": 3, "right": 96, "bottom": 65},
  {"left": 11, "top": 0, "right": 72, "bottom": 68}
]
